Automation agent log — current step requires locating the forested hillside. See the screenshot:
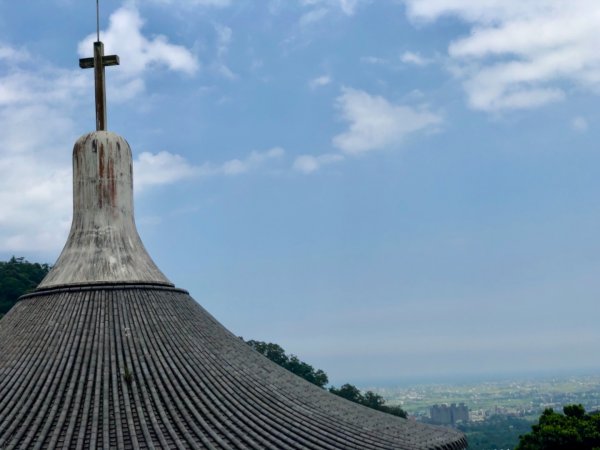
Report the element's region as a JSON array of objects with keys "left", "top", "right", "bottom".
[{"left": 0, "top": 257, "right": 50, "bottom": 317}]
